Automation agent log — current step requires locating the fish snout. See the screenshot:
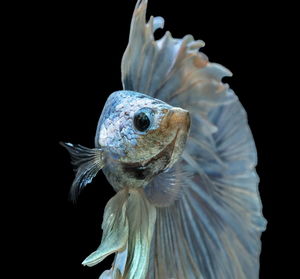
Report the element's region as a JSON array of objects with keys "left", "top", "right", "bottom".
[
  {"left": 166, "top": 107, "right": 191, "bottom": 133},
  {"left": 159, "top": 107, "right": 190, "bottom": 169}
]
